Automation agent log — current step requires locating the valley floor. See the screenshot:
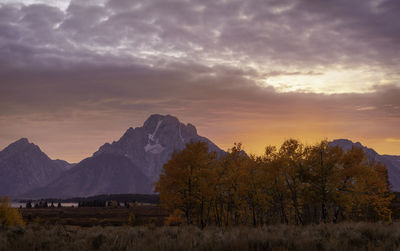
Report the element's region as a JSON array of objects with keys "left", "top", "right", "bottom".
[
  {"left": 19, "top": 205, "right": 166, "bottom": 227},
  {"left": 1, "top": 222, "right": 400, "bottom": 251}
]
